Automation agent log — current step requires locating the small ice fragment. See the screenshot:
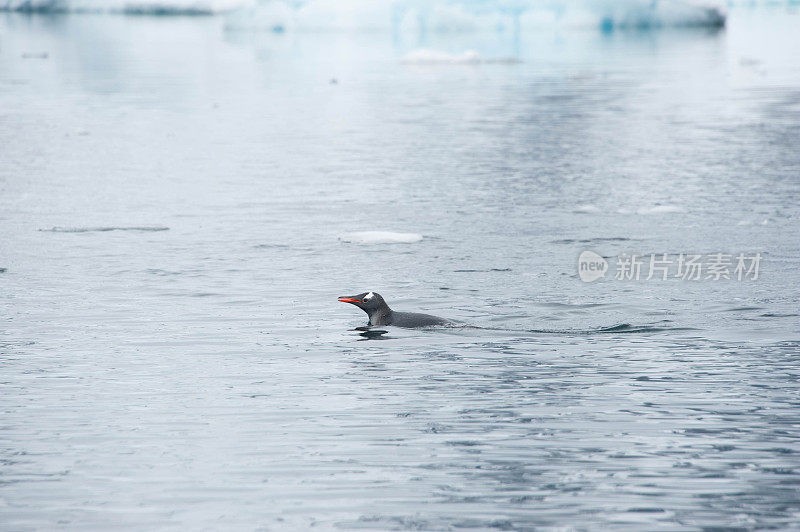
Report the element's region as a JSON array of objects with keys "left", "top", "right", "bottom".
[
  {"left": 401, "top": 49, "right": 482, "bottom": 64},
  {"left": 338, "top": 231, "right": 423, "bottom": 244},
  {"left": 636, "top": 205, "right": 684, "bottom": 215}
]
